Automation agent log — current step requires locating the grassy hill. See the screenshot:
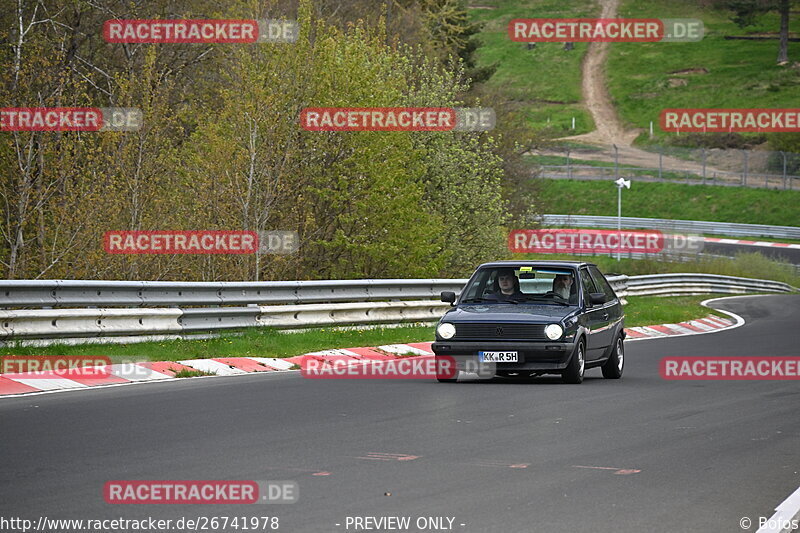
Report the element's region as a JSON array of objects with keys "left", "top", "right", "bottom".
[
  {"left": 610, "top": 0, "right": 800, "bottom": 144},
  {"left": 469, "top": 0, "right": 596, "bottom": 136},
  {"left": 537, "top": 179, "right": 800, "bottom": 226},
  {"left": 469, "top": 0, "right": 800, "bottom": 140}
]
